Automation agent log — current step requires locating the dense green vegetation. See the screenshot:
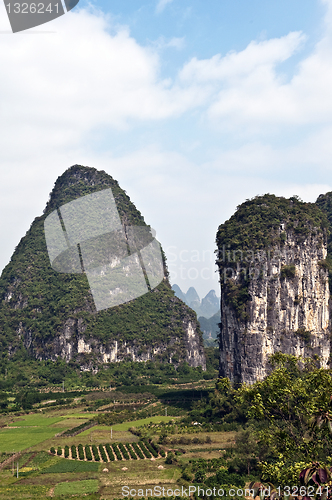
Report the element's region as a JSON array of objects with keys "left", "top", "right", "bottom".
[
  {"left": 182, "top": 353, "right": 332, "bottom": 489},
  {"left": 0, "top": 353, "right": 218, "bottom": 412},
  {"left": 217, "top": 194, "right": 328, "bottom": 256},
  {"left": 1, "top": 355, "right": 332, "bottom": 498},
  {"left": 315, "top": 191, "right": 332, "bottom": 290},
  {"left": 0, "top": 165, "right": 204, "bottom": 373},
  {"left": 216, "top": 194, "right": 329, "bottom": 318},
  {"left": 42, "top": 458, "right": 99, "bottom": 473}
]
